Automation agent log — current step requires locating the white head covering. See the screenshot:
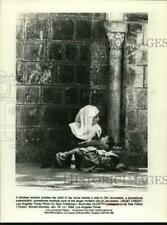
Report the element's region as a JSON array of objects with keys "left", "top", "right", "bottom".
[{"left": 69, "top": 105, "right": 102, "bottom": 141}]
